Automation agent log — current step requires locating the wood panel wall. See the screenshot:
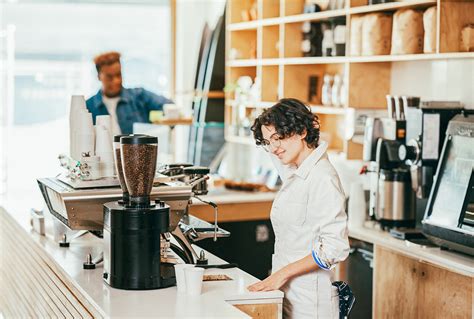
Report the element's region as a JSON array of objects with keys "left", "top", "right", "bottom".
[{"left": 0, "top": 208, "right": 102, "bottom": 318}]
